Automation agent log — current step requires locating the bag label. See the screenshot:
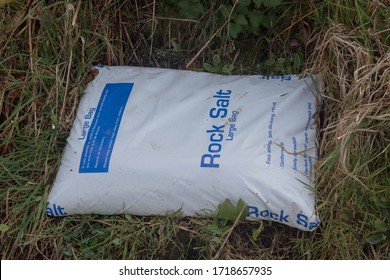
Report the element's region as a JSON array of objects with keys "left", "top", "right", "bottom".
[
  {"left": 79, "top": 83, "right": 133, "bottom": 173},
  {"left": 200, "top": 89, "right": 232, "bottom": 168}
]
